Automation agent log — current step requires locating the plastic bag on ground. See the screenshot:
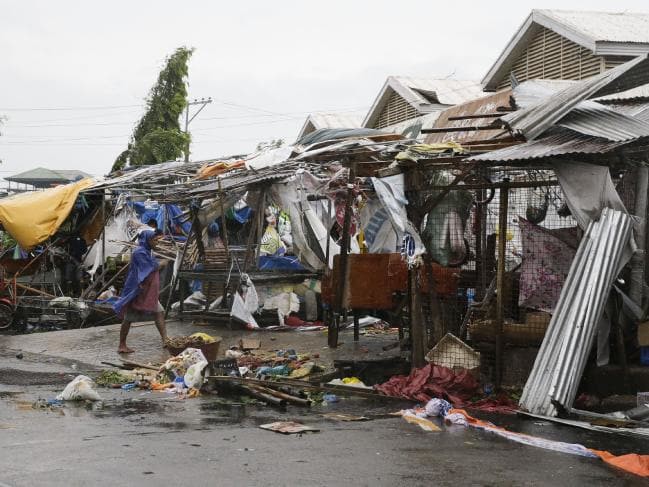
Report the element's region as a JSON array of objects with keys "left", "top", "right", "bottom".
[
  {"left": 184, "top": 360, "right": 208, "bottom": 389},
  {"left": 231, "top": 292, "right": 259, "bottom": 329},
  {"left": 56, "top": 375, "right": 102, "bottom": 402},
  {"left": 158, "top": 348, "right": 207, "bottom": 383}
]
